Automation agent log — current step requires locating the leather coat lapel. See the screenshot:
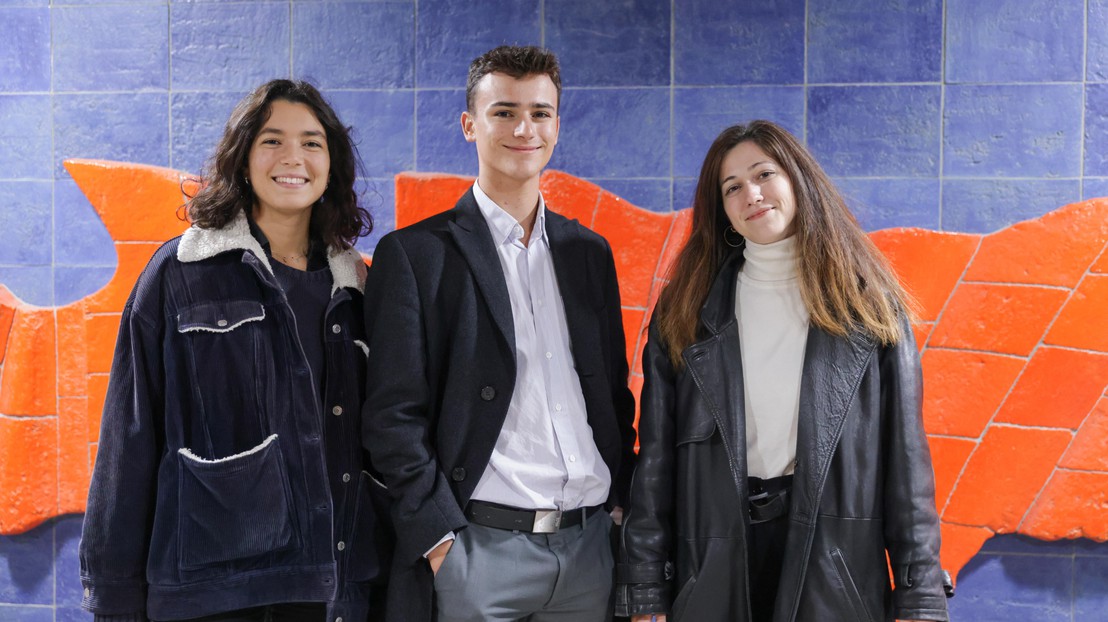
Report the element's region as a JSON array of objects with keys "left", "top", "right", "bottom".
[{"left": 447, "top": 191, "right": 516, "bottom": 353}]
